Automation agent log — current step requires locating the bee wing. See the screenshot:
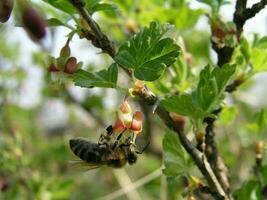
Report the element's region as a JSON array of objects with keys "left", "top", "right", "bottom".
[{"left": 68, "top": 160, "right": 101, "bottom": 171}]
